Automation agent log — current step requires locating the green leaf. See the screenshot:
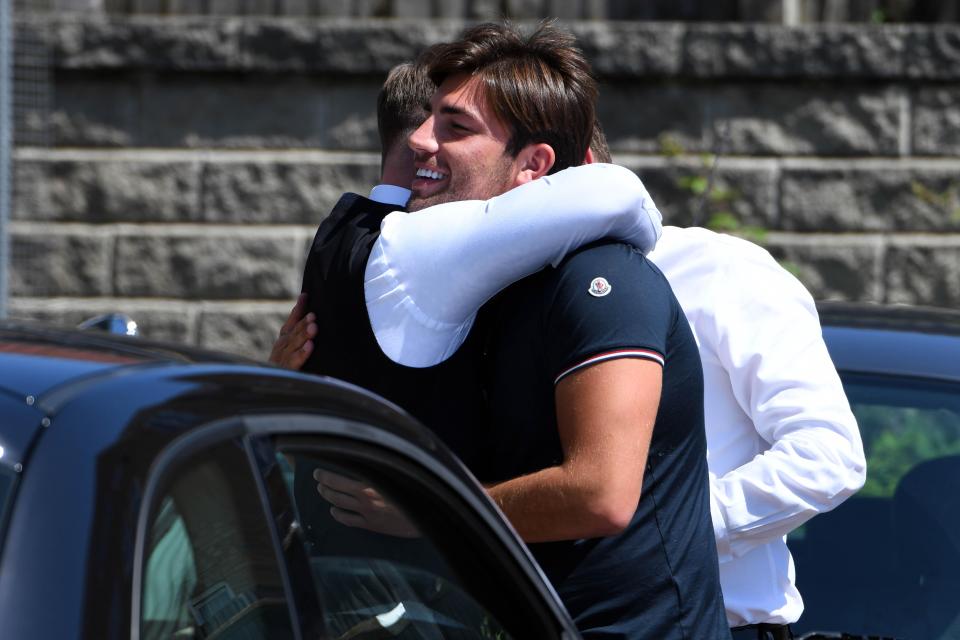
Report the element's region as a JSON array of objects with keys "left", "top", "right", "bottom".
[
  {"left": 676, "top": 175, "right": 708, "bottom": 194},
  {"left": 706, "top": 212, "right": 740, "bottom": 231},
  {"left": 688, "top": 176, "right": 709, "bottom": 195},
  {"left": 739, "top": 226, "right": 768, "bottom": 244},
  {"left": 709, "top": 187, "right": 737, "bottom": 203},
  {"left": 658, "top": 134, "right": 685, "bottom": 158}
]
